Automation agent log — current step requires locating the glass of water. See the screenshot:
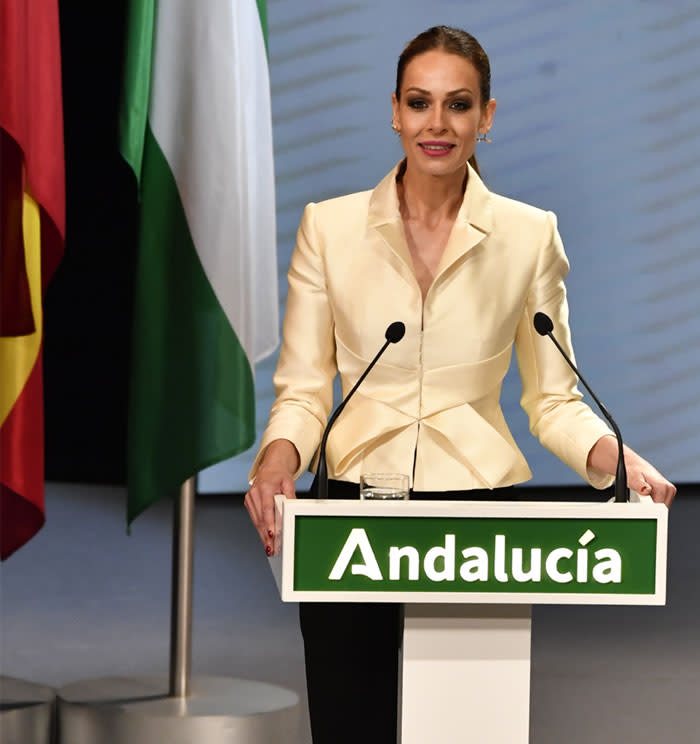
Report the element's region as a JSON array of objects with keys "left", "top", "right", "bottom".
[{"left": 359, "top": 473, "right": 409, "bottom": 500}]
